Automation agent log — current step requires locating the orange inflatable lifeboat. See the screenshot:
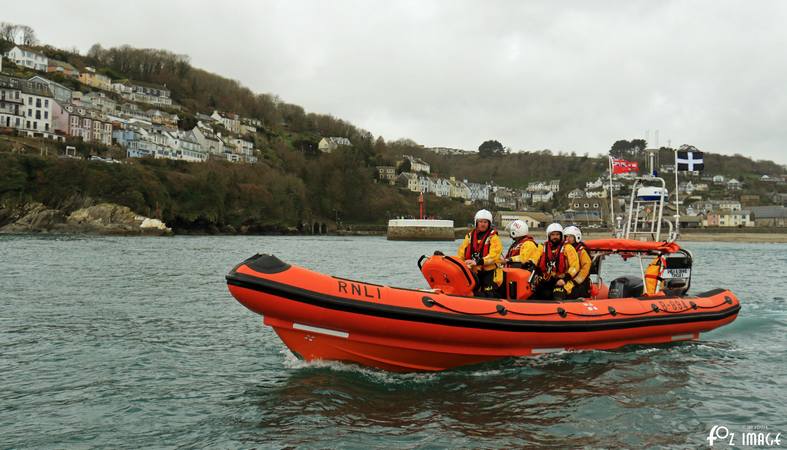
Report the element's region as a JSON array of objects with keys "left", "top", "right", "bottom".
[{"left": 226, "top": 239, "right": 740, "bottom": 372}]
